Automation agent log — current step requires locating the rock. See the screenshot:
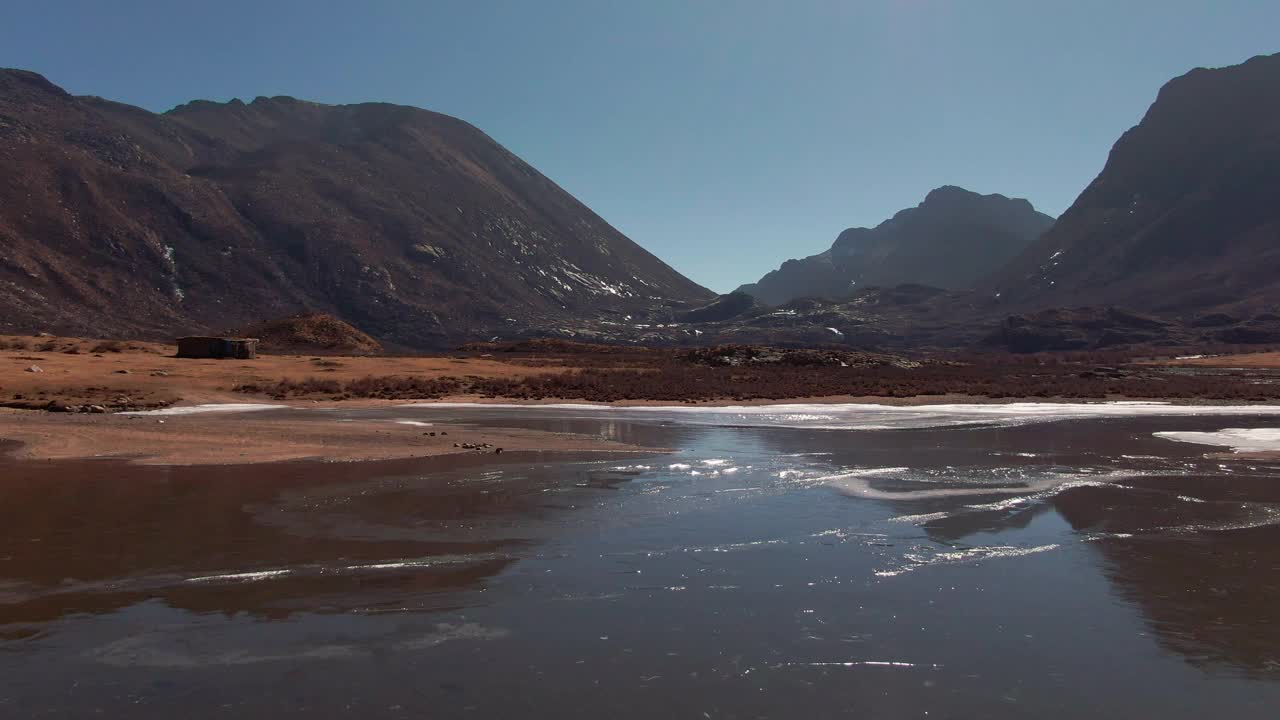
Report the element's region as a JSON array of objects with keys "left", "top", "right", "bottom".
[
  {"left": 494, "top": 447, "right": 504, "bottom": 454},
  {"left": 24, "top": 365, "right": 43, "bottom": 373},
  {"left": 44, "top": 401, "right": 73, "bottom": 412},
  {"left": 151, "top": 370, "right": 169, "bottom": 377},
  {"left": 87, "top": 405, "right": 108, "bottom": 413},
  {"left": 113, "top": 369, "right": 131, "bottom": 374}
]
